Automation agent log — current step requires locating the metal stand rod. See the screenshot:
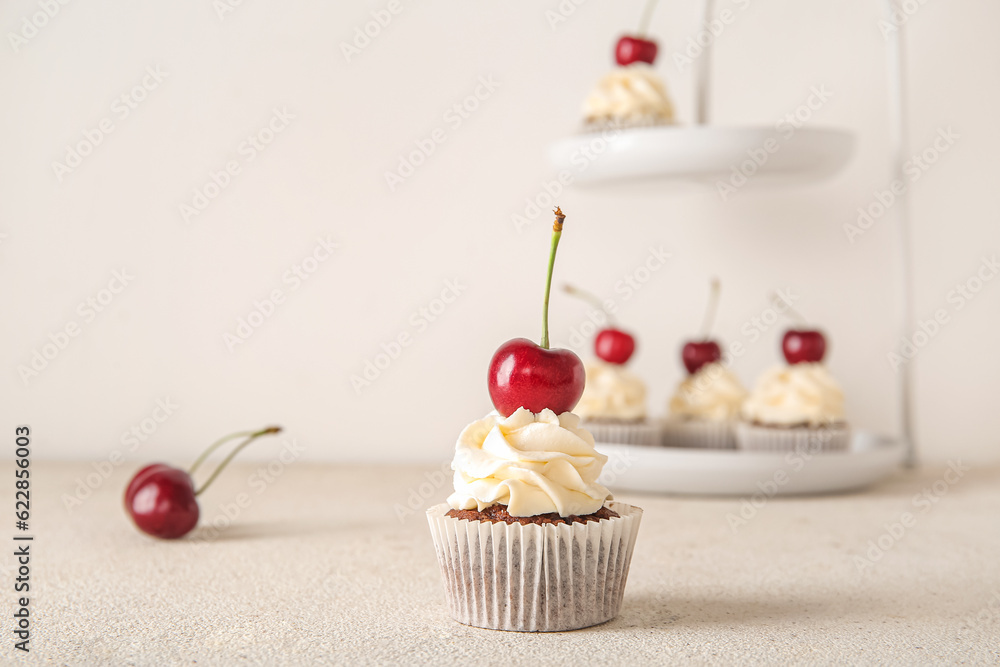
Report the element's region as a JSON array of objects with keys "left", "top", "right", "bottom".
[
  {"left": 694, "top": 0, "right": 716, "bottom": 125},
  {"left": 884, "top": 0, "right": 918, "bottom": 467}
]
